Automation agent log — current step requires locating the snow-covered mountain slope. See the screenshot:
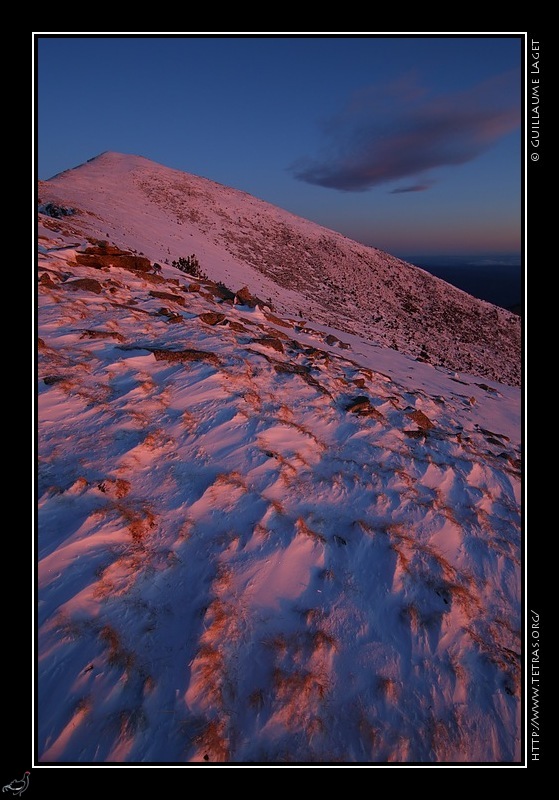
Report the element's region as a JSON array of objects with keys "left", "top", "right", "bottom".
[
  {"left": 37, "top": 222, "right": 521, "bottom": 763},
  {"left": 38, "top": 151, "right": 520, "bottom": 387}
]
